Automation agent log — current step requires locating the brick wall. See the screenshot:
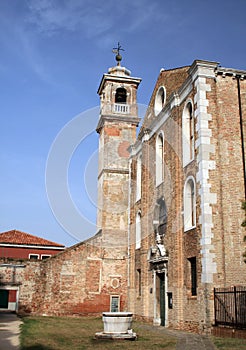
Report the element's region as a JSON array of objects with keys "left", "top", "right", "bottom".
[
  {"left": 208, "top": 74, "right": 246, "bottom": 286},
  {"left": 129, "top": 62, "right": 246, "bottom": 333},
  {"left": 0, "top": 233, "right": 128, "bottom": 316}
]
